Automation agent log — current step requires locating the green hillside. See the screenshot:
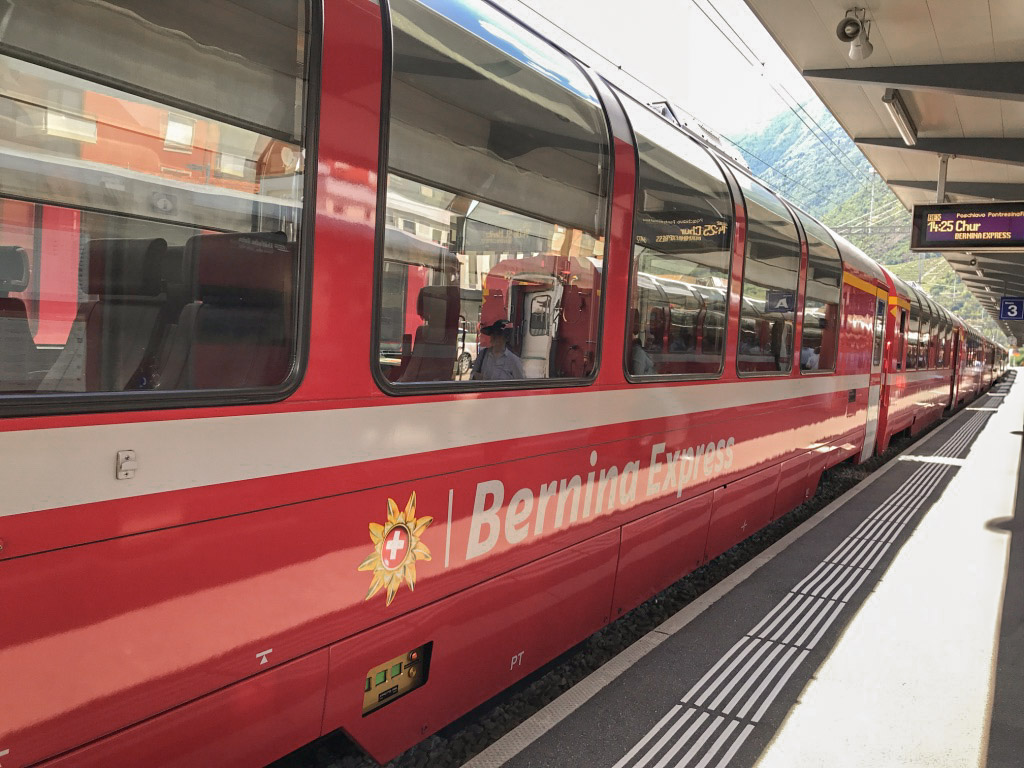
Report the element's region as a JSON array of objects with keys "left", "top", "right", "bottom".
[{"left": 728, "top": 105, "right": 1006, "bottom": 343}]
